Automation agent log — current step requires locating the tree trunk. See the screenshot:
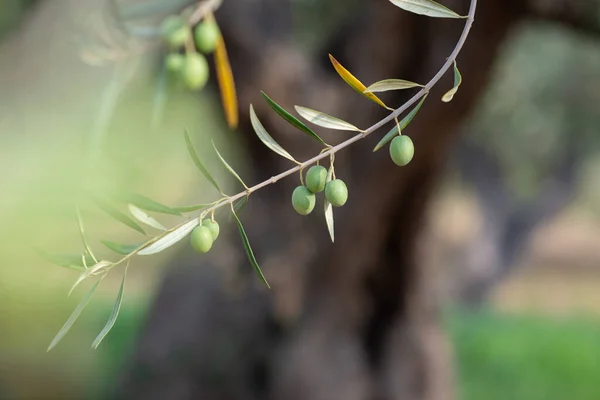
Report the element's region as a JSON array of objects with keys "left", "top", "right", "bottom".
[{"left": 115, "top": 1, "right": 523, "bottom": 399}]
